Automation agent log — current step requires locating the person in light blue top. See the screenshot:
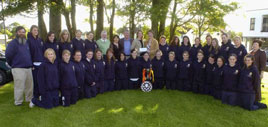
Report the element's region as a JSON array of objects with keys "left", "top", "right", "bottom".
[{"left": 119, "top": 30, "right": 133, "bottom": 56}]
